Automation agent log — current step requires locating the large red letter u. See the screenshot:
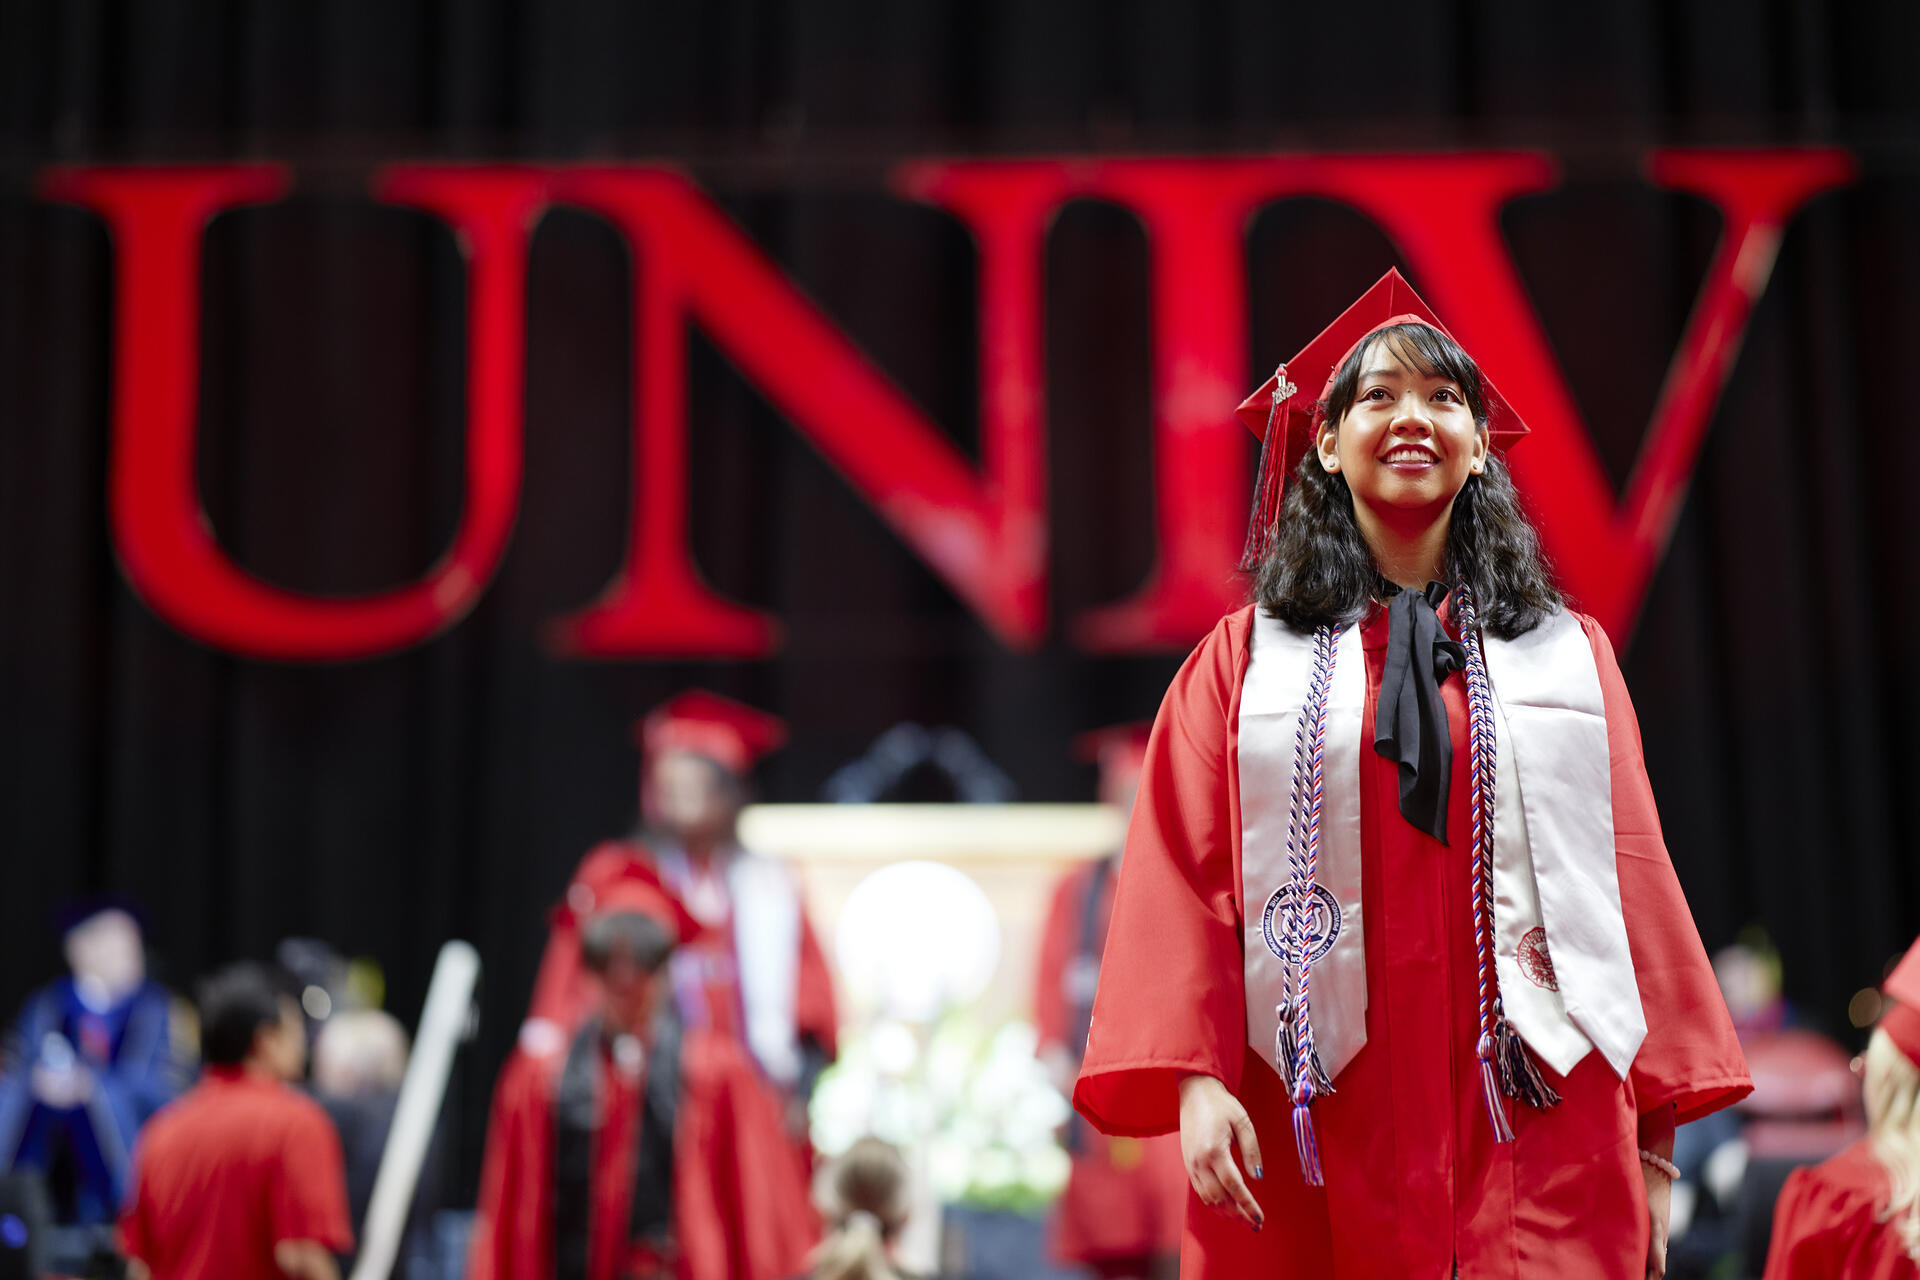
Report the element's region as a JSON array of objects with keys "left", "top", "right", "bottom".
[{"left": 41, "top": 164, "right": 545, "bottom": 660}]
